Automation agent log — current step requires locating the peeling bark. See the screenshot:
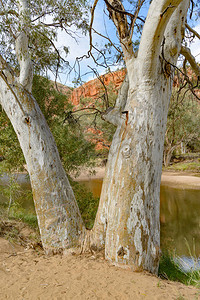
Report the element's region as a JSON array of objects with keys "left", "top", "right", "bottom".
[
  {"left": 0, "top": 76, "right": 85, "bottom": 253},
  {"left": 92, "top": 0, "right": 190, "bottom": 274},
  {"left": 0, "top": 0, "right": 192, "bottom": 275}
]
